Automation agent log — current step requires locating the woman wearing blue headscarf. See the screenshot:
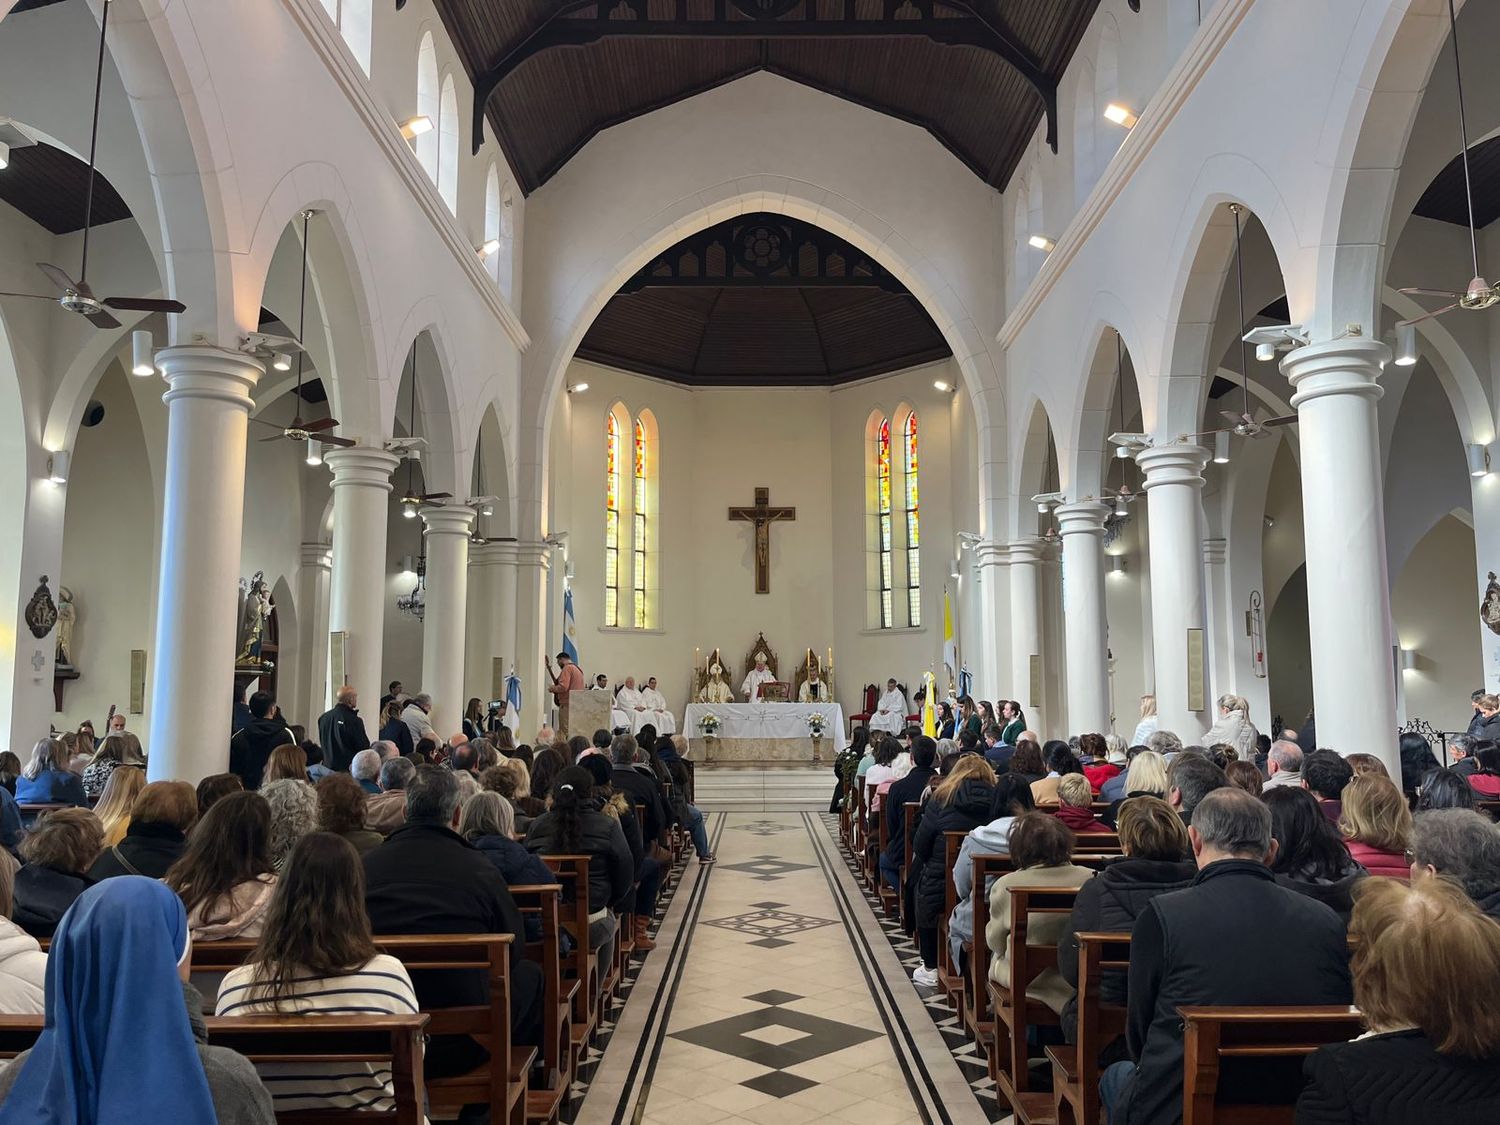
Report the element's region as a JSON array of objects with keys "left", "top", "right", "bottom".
[{"left": 0, "top": 876, "right": 275, "bottom": 1124}]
